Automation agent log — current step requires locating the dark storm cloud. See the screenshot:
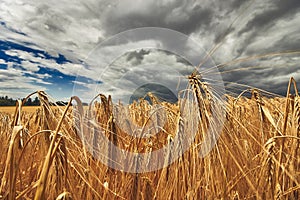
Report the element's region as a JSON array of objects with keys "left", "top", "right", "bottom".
[
  {"left": 103, "top": 1, "right": 214, "bottom": 35},
  {"left": 239, "top": 0, "right": 300, "bottom": 35},
  {"left": 98, "top": 0, "right": 299, "bottom": 96},
  {"left": 126, "top": 49, "right": 150, "bottom": 65},
  {"left": 168, "top": 5, "right": 213, "bottom": 34},
  {"left": 220, "top": 55, "right": 300, "bottom": 96},
  {"left": 176, "top": 56, "right": 193, "bottom": 67},
  {"left": 124, "top": 48, "right": 194, "bottom": 68},
  {"left": 213, "top": 27, "right": 235, "bottom": 44},
  {"left": 272, "top": 34, "right": 300, "bottom": 52},
  {"left": 231, "top": 0, "right": 245, "bottom": 9}
]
